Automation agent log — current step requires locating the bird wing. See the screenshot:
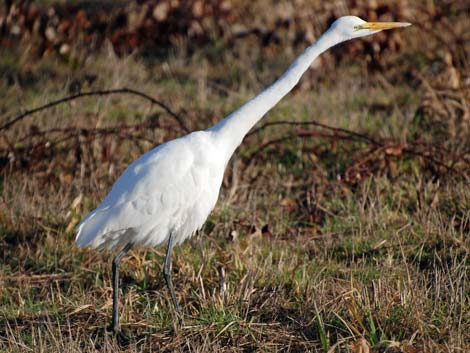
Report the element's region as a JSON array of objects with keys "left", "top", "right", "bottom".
[{"left": 75, "top": 132, "right": 219, "bottom": 249}]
